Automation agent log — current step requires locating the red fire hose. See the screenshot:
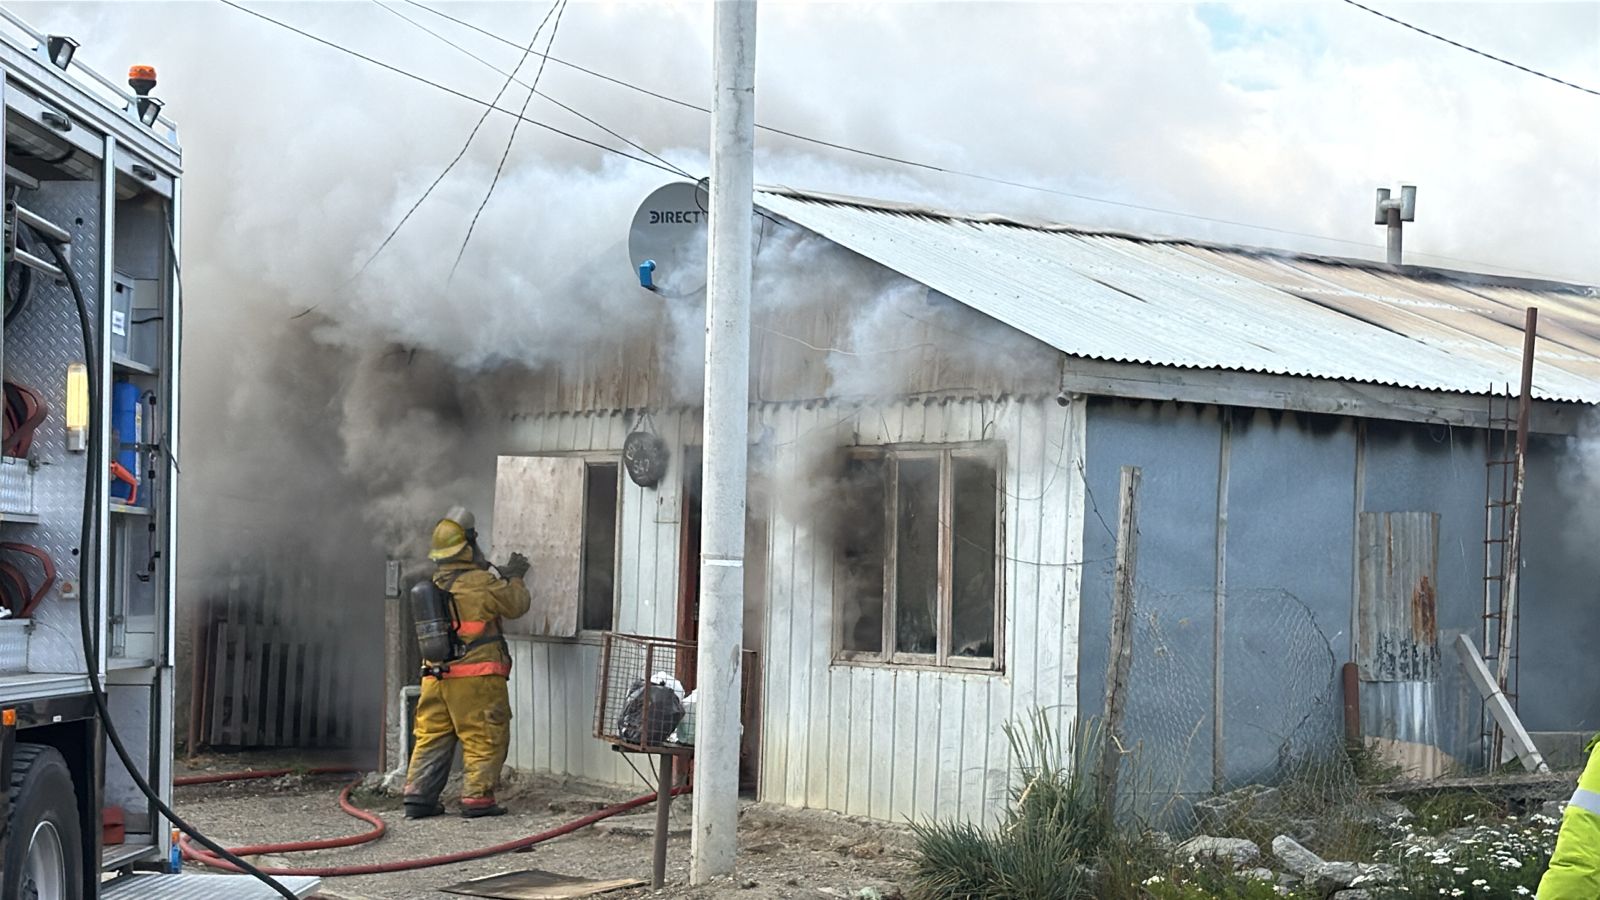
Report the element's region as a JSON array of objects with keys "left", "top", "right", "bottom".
[
  {"left": 174, "top": 769, "right": 385, "bottom": 856},
  {"left": 176, "top": 767, "right": 689, "bottom": 878}
]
